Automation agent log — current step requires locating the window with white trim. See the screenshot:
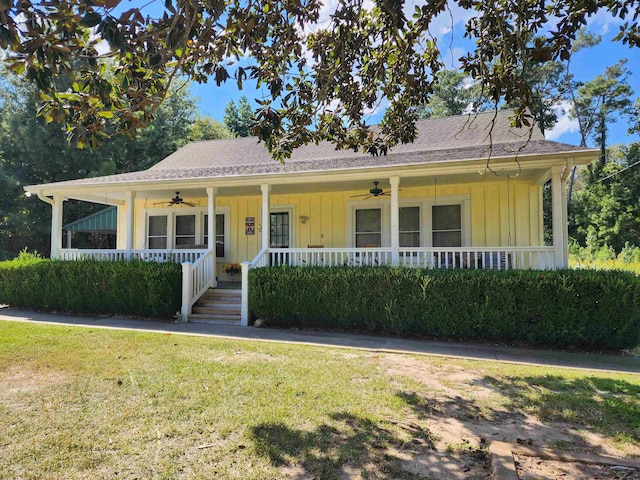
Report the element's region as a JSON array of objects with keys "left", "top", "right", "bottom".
[
  {"left": 204, "top": 214, "right": 226, "bottom": 258},
  {"left": 399, "top": 206, "right": 420, "bottom": 247},
  {"left": 175, "top": 214, "right": 196, "bottom": 246},
  {"left": 355, "top": 208, "right": 382, "bottom": 247},
  {"left": 432, "top": 204, "right": 462, "bottom": 247},
  {"left": 148, "top": 215, "right": 168, "bottom": 249}
]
